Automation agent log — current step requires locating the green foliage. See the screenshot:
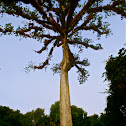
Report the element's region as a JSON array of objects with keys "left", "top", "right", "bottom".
[
  {"left": 102, "top": 48, "right": 126, "bottom": 126},
  {"left": 25, "top": 108, "right": 46, "bottom": 126},
  {"left": 49, "top": 101, "right": 96, "bottom": 126},
  {"left": 82, "top": 114, "right": 102, "bottom": 126},
  {"left": 71, "top": 105, "right": 85, "bottom": 126},
  {"left": 104, "top": 48, "right": 126, "bottom": 87},
  {"left": 33, "top": 108, "right": 45, "bottom": 123},
  {"left": 2, "top": 101, "right": 123, "bottom": 126},
  {"left": 50, "top": 101, "right": 60, "bottom": 126},
  {"left": 0, "top": 105, "right": 51, "bottom": 126},
  {"left": 35, "top": 115, "right": 50, "bottom": 126},
  {"left": 0, "top": 105, "right": 29, "bottom": 126}
]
